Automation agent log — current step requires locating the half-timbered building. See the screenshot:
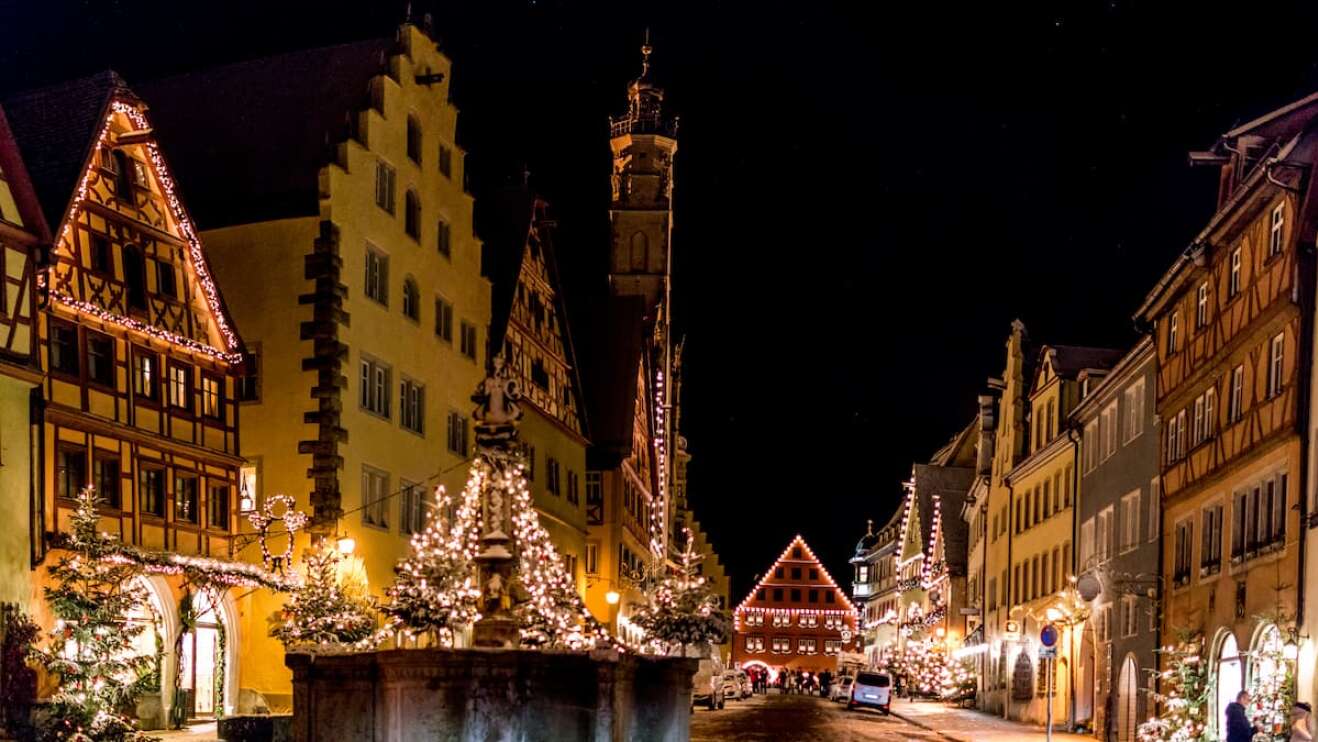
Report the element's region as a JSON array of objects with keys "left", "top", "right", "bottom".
[
  {"left": 142, "top": 24, "right": 491, "bottom": 705},
  {"left": 1134, "top": 93, "right": 1318, "bottom": 735},
  {"left": 0, "top": 104, "right": 47, "bottom": 609},
  {"left": 2, "top": 71, "right": 246, "bottom": 720},
  {"left": 732, "top": 535, "right": 859, "bottom": 676},
  {"left": 481, "top": 184, "right": 591, "bottom": 601}
]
